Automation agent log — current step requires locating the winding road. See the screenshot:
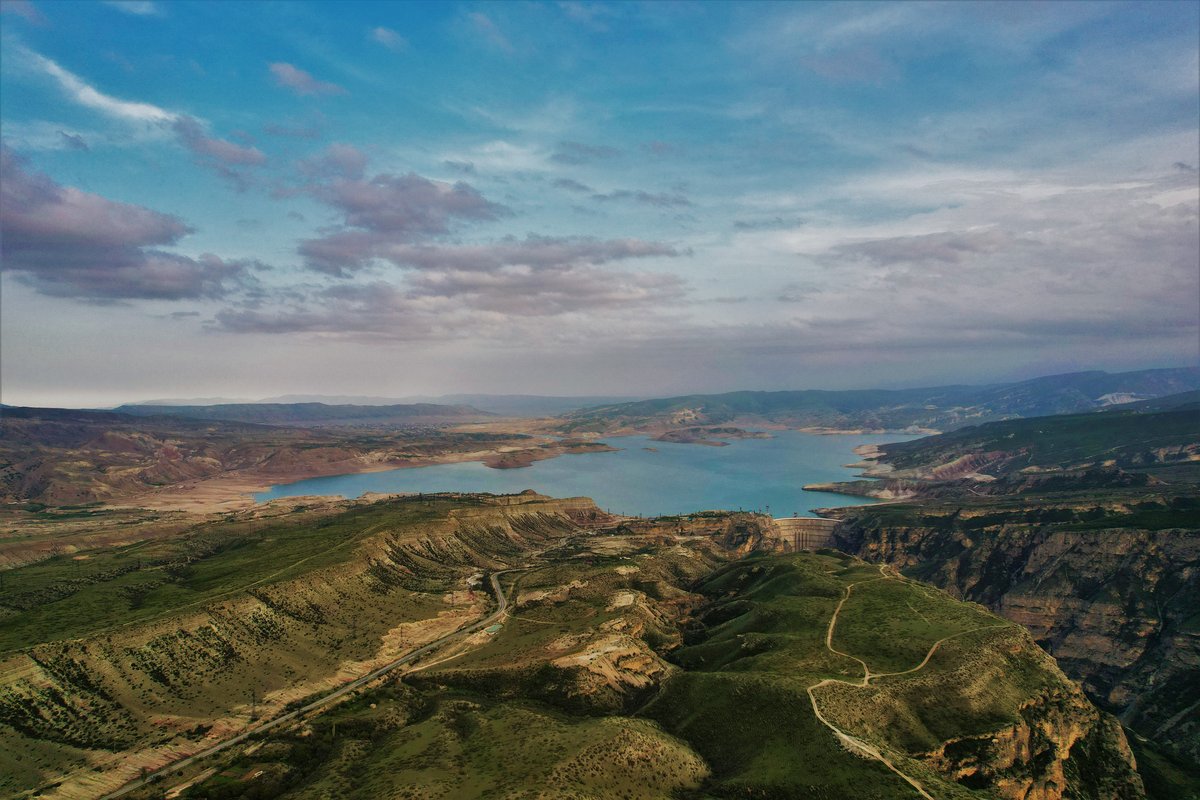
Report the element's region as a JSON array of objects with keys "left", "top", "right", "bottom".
[
  {"left": 805, "top": 564, "right": 1010, "bottom": 800},
  {"left": 101, "top": 567, "right": 527, "bottom": 799}
]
